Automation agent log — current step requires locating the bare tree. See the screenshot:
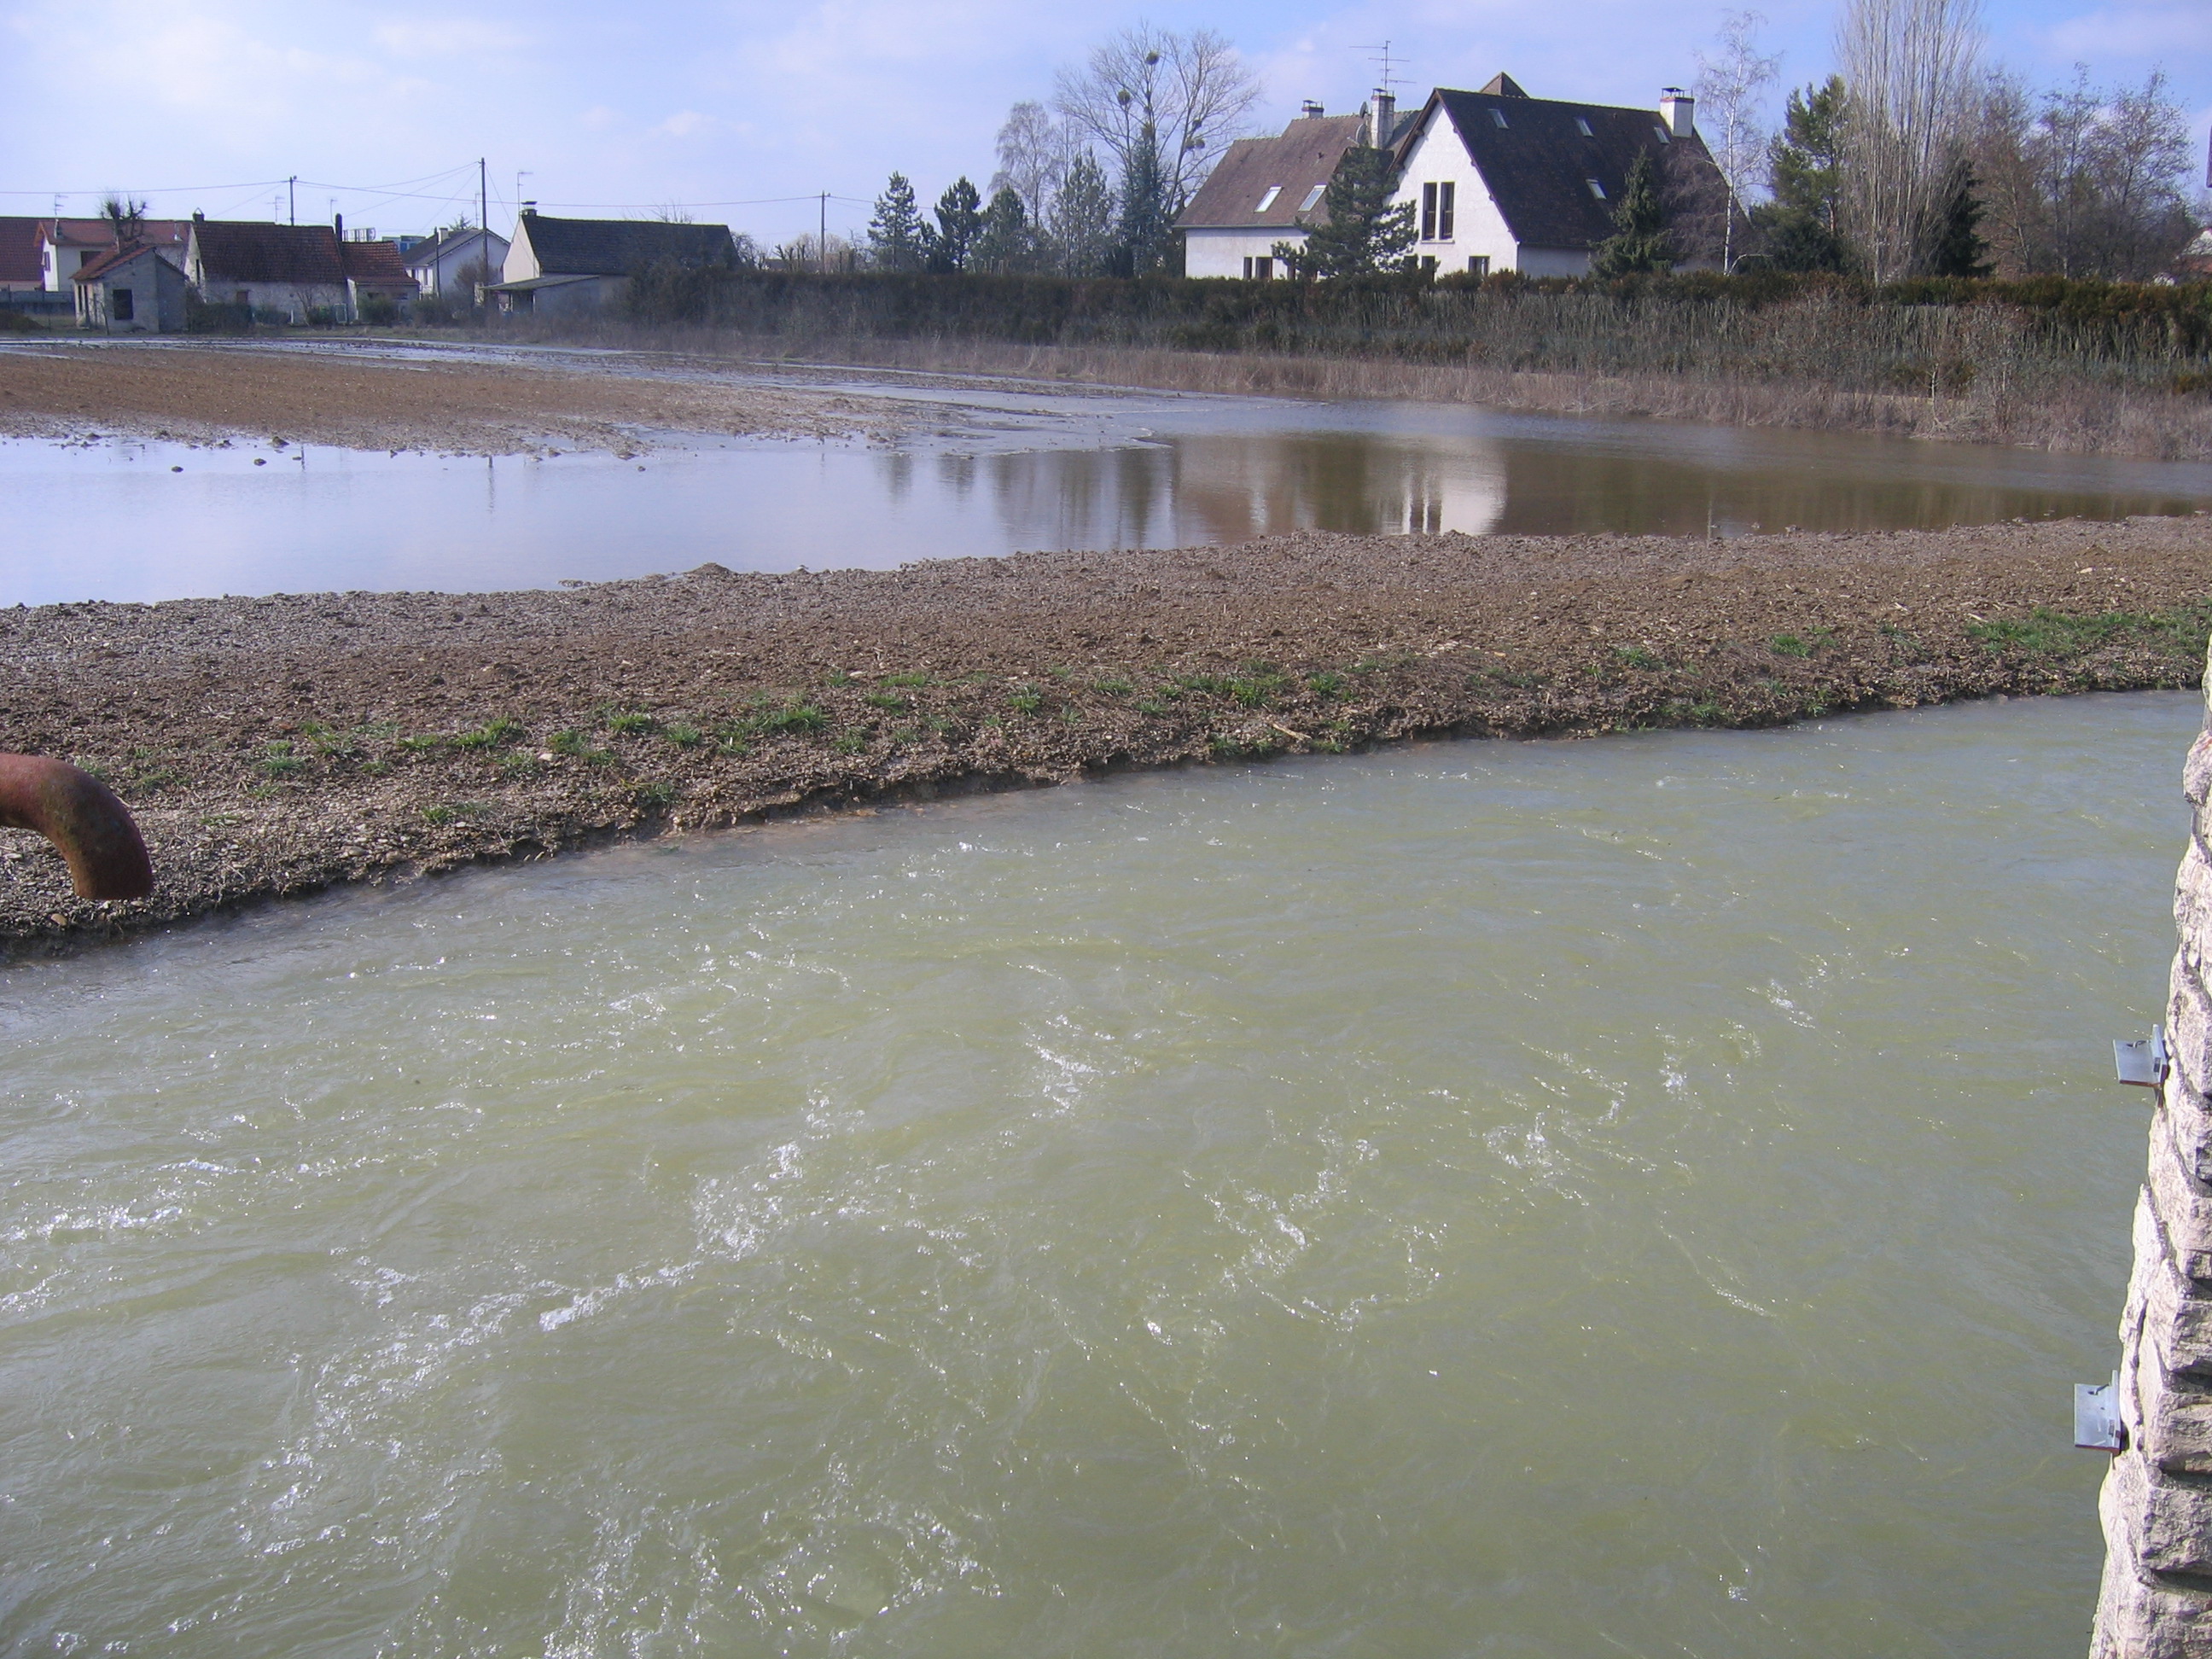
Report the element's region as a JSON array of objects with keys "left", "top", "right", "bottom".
[
  {"left": 1836, "top": 0, "right": 1984, "bottom": 280},
  {"left": 1696, "top": 11, "right": 1782, "bottom": 271},
  {"left": 1053, "top": 25, "right": 1260, "bottom": 217},
  {"left": 992, "top": 102, "right": 1080, "bottom": 226}
]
